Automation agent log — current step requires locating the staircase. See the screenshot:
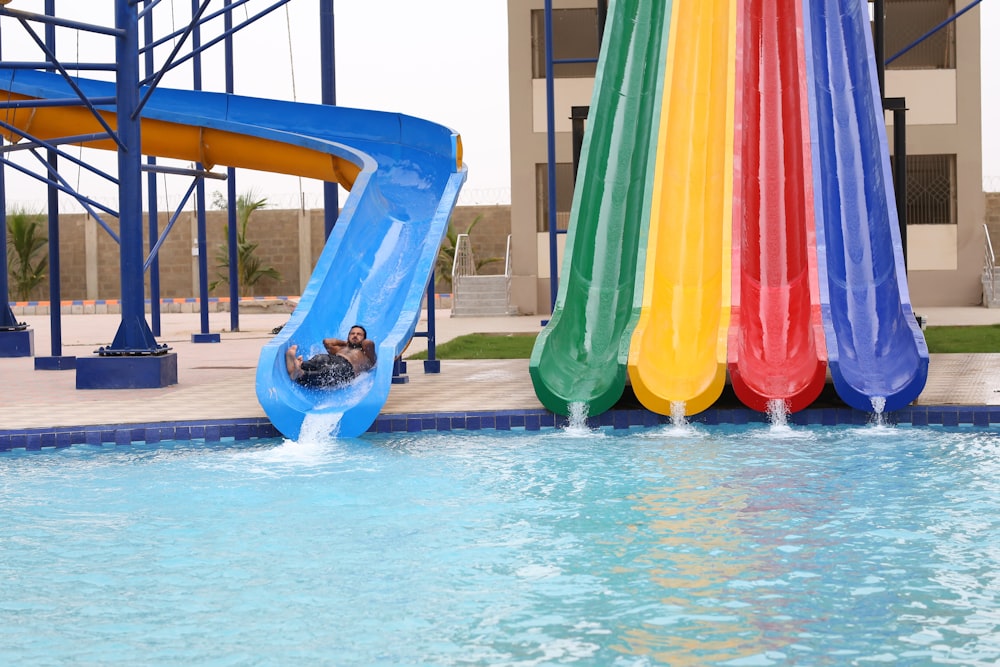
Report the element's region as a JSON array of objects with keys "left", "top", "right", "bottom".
[{"left": 450, "top": 234, "right": 518, "bottom": 317}]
